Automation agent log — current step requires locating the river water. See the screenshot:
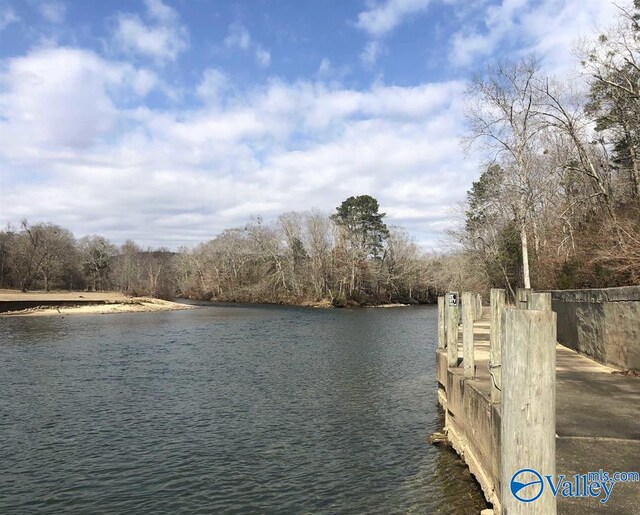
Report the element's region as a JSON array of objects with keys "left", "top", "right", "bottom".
[{"left": 0, "top": 304, "right": 487, "bottom": 514}]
